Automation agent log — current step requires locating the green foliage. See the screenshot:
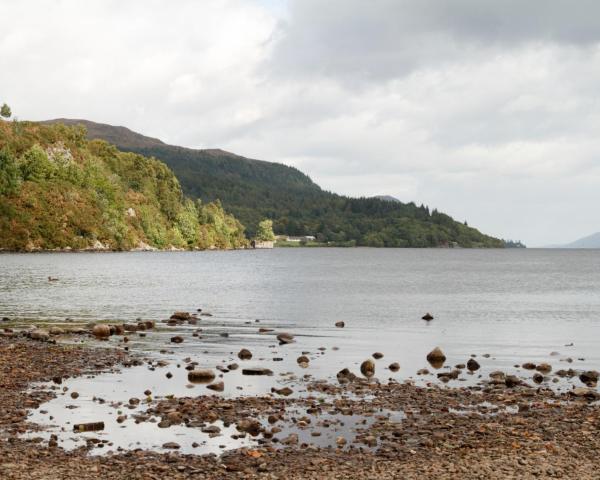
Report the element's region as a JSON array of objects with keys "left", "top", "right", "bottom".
[
  {"left": 0, "top": 121, "right": 248, "bottom": 251},
  {"left": 112, "top": 142, "right": 503, "bottom": 248},
  {"left": 0, "top": 148, "right": 21, "bottom": 195},
  {"left": 255, "top": 219, "right": 275, "bottom": 241},
  {"left": 0, "top": 103, "right": 11, "bottom": 119}
]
